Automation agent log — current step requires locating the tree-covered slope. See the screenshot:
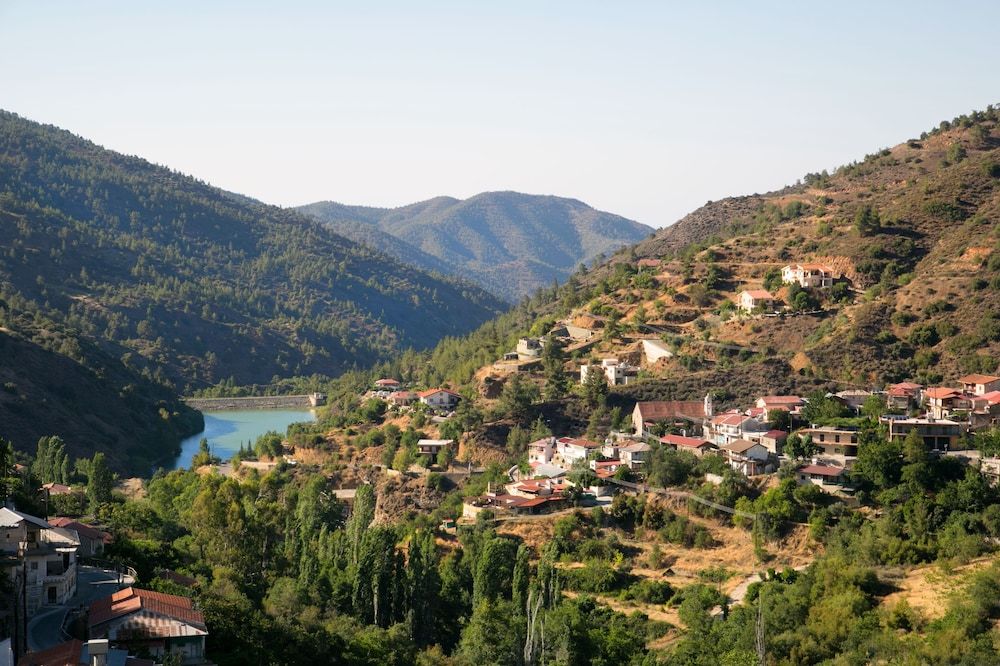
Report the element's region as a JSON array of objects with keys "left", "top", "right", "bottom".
[
  {"left": 298, "top": 191, "right": 653, "bottom": 303},
  {"left": 0, "top": 111, "right": 506, "bottom": 393}
]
